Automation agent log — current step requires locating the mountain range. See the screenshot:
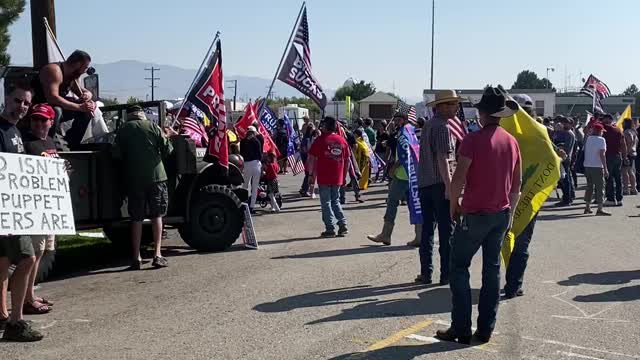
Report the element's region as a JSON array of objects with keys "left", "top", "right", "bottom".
[{"left": 92, "top": 60, "right": 335, "bottom": 103}]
